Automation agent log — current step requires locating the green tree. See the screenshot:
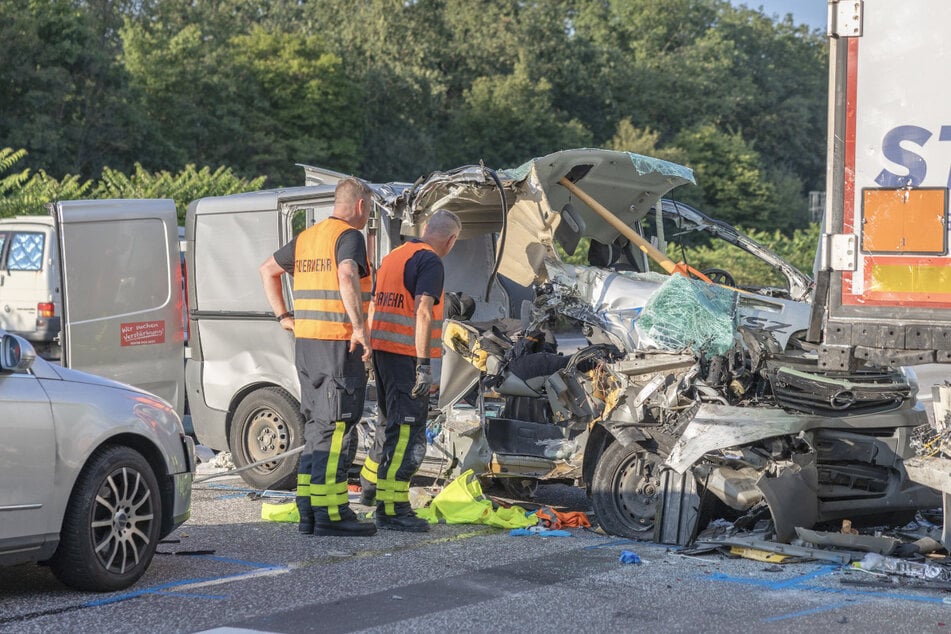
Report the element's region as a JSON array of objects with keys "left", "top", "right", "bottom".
[
  {"left": 442, "top": 60, "right": 592, "bottom": 168},
  {"left": 0, "top": 0, "right": 142, "bottom": 179},
  {"left": 674, "top": 124, "right": 805, "bottom": 232},
  {"left": 0, "top": 149, "right": 93, "bottom": 218},
  {"left": 93, "top": 163, "right": 266, "bottom": 222},
  {"left": 121, "top": 11, "right": 363, "bottom": 185}
]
